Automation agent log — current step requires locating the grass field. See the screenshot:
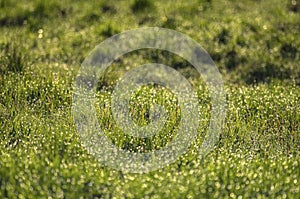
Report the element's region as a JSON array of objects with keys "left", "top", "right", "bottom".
[{"left": 0, "top": 0, "right": 299, "bottom": 198}]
